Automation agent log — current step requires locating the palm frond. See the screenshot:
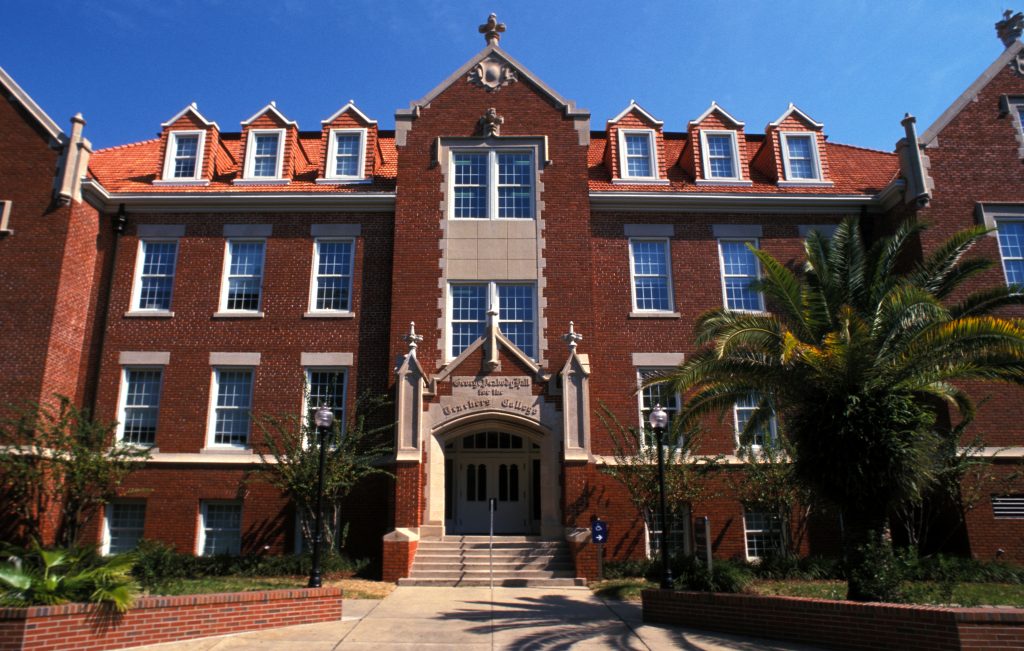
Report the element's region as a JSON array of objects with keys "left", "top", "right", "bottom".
[
  {"left": 909, "top": 225, "right": 991, "bottom": 297},
  {"left": 949, "top": 284, "right": 1024, "bottom": 318}
]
